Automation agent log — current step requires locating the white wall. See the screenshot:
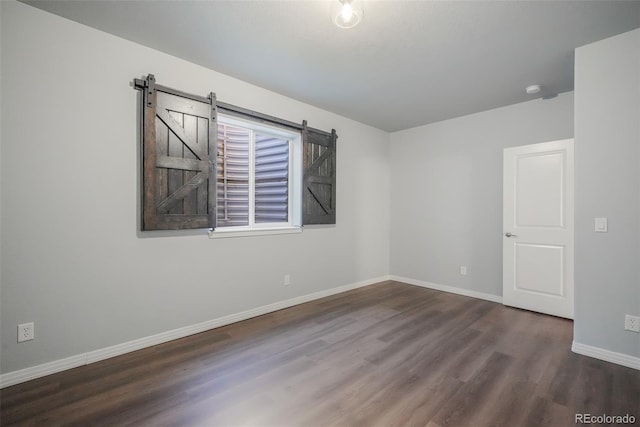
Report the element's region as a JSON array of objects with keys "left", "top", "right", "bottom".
[
  {"left": 389, "top": 93, "right": 574, "bottom": 298},
  {"left": 574, "top": 29, "right": 640, "bottom": 359},
  {"left": 0, "top": 1, "right": 390, "bottom": 374}
]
